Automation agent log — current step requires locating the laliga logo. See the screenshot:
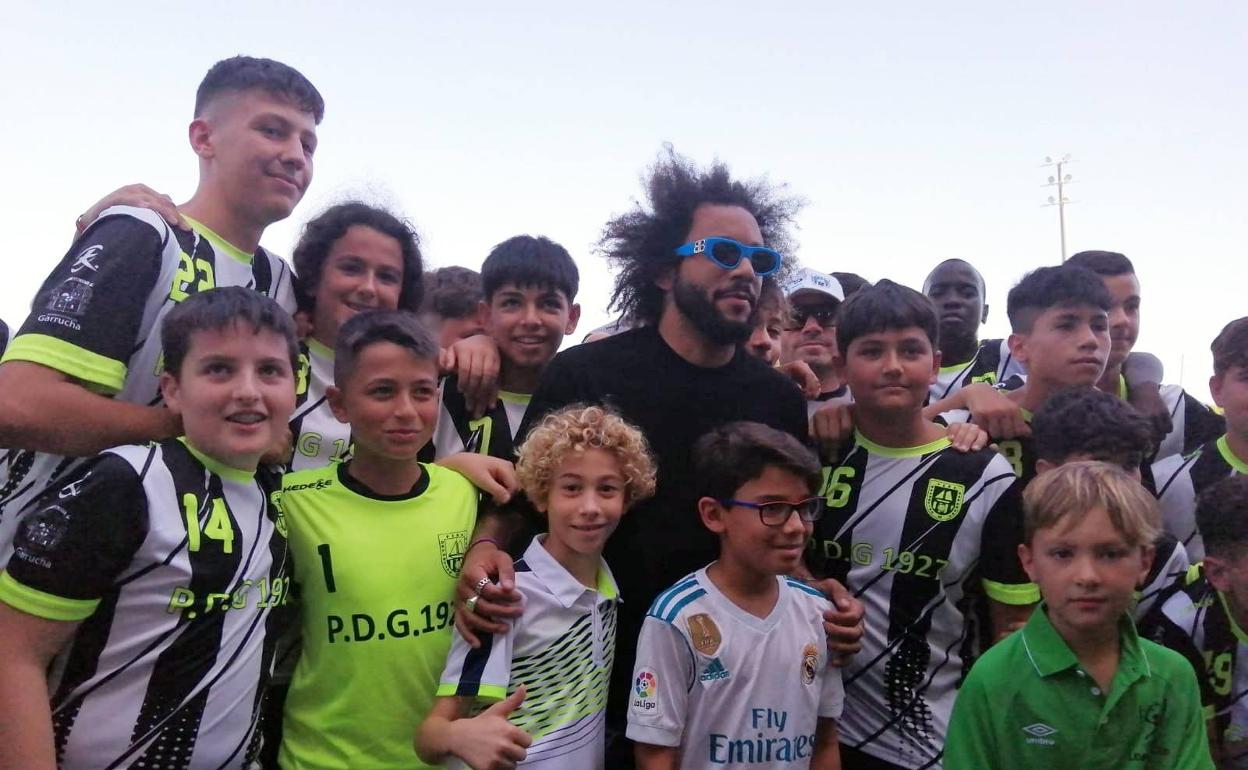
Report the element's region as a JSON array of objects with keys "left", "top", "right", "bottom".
[{"left": 635, "top": 671, "right": 657, "bottom": 697}]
